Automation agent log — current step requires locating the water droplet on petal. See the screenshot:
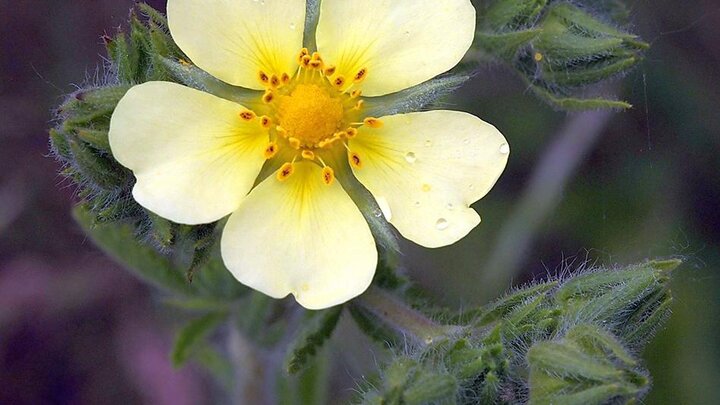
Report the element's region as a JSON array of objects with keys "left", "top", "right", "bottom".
[
  {"left": 436, "top": 218, "right": 449, "bottom": 230},
  {"left": 376, "top": 196, "right": 393, "bottom": 221},
  {"left": 446, "top": 203, "right": 455, "bottom": 211},
  {"left": 289, "top": 22, "right": 297, "bottom": 30},
  {"left": 414, "top": 201, "right": 421, "bottom": 207},
  {"left": 404, "top": 152, "right": 417, "bottom": 163},
  {"left": 424, "top": 140, "right": 432, "bottom": 147},
  {"left": 499, "top": 143, "right": 510, "bottom": 154},
  {"left": 463, "top": 138, "right": 470, "bottom": 145}
]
